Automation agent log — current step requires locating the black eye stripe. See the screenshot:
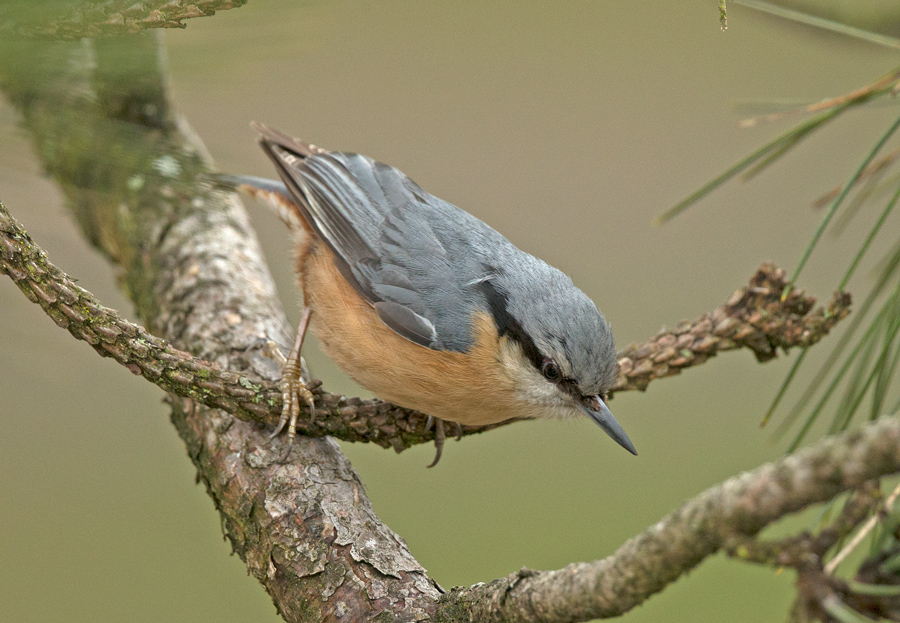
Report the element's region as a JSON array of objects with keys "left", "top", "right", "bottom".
[
  {"left": 480, "top": 277, "right": 583, "bottom": 396},
  {"left": 480, "top": 277, "right": 543, "bottom": 371}
]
